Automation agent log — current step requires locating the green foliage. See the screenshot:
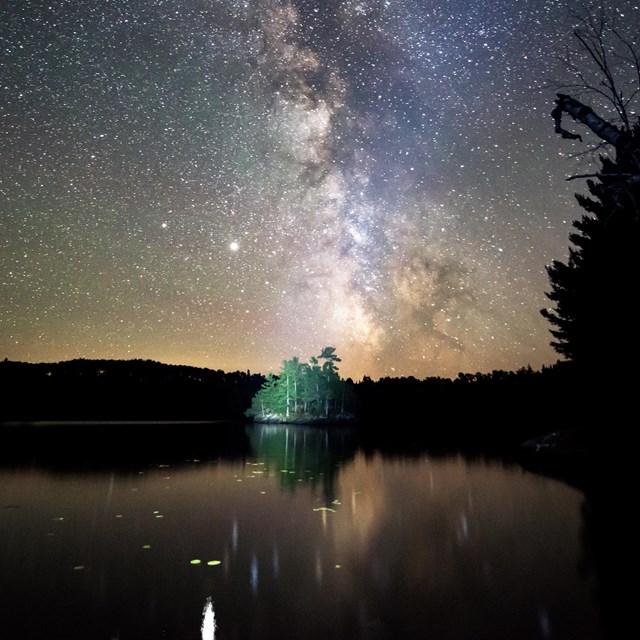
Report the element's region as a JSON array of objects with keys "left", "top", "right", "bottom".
[{"left": 245, "top": 348, "right": 354, "bottom": 421}]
